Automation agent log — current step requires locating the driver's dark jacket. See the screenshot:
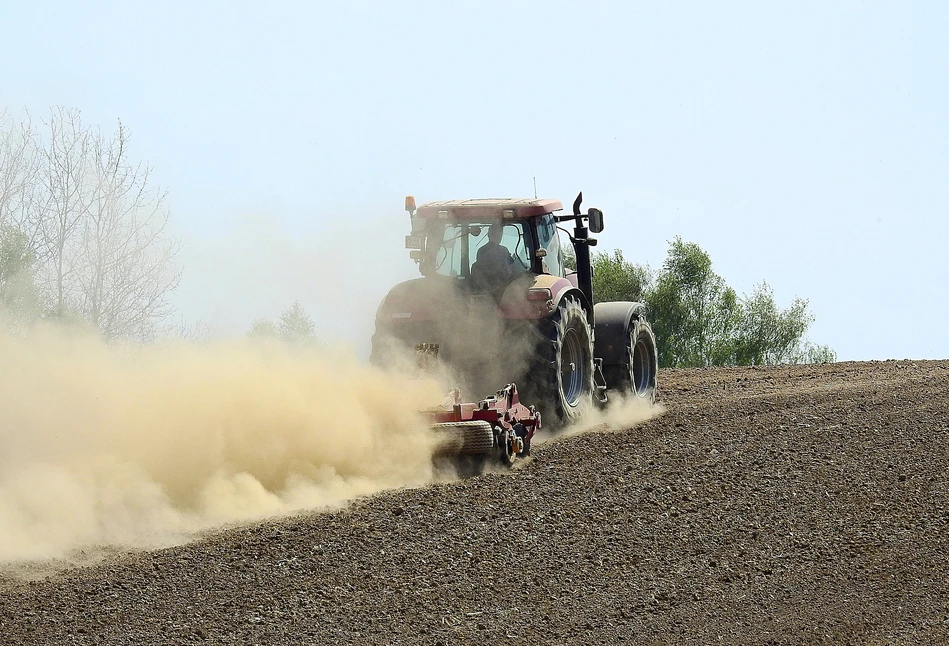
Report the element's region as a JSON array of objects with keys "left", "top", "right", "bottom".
[{"left": 476, "top": 242, "right": 514, "bottom": 270}]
